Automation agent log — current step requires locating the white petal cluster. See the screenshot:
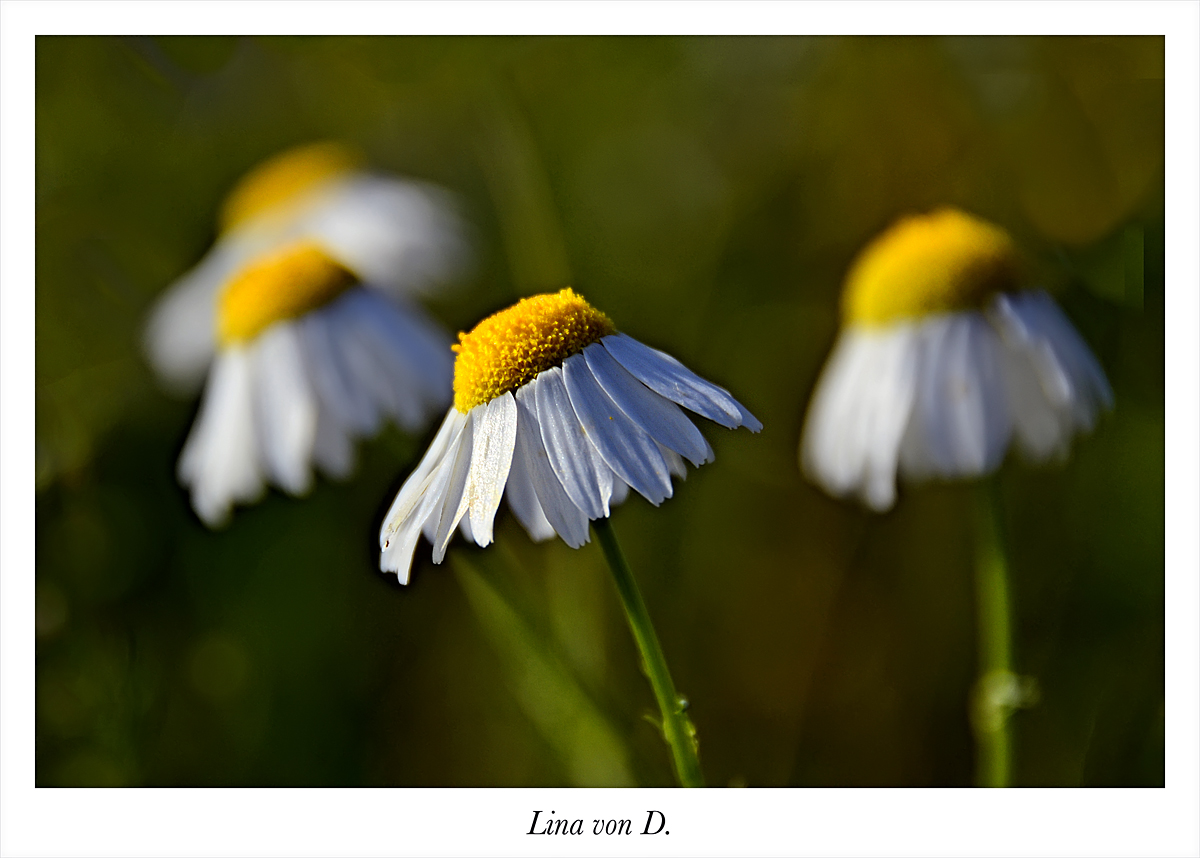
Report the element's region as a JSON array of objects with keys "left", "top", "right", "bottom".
[
  {"left": 380, "top": 334, "right": 762, "bottom": 582},
  {"left": 146, "top": 169, "right": 466, "bottom": 526},
  {"left": 177, "top": 291, "right": 453, "bottom": 525},
  {"left": 145, "top": 173, "right": 466, "bottom": 393},
  {"left": 802, "top": 291, "right": 1112, "bottom": 511}
]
